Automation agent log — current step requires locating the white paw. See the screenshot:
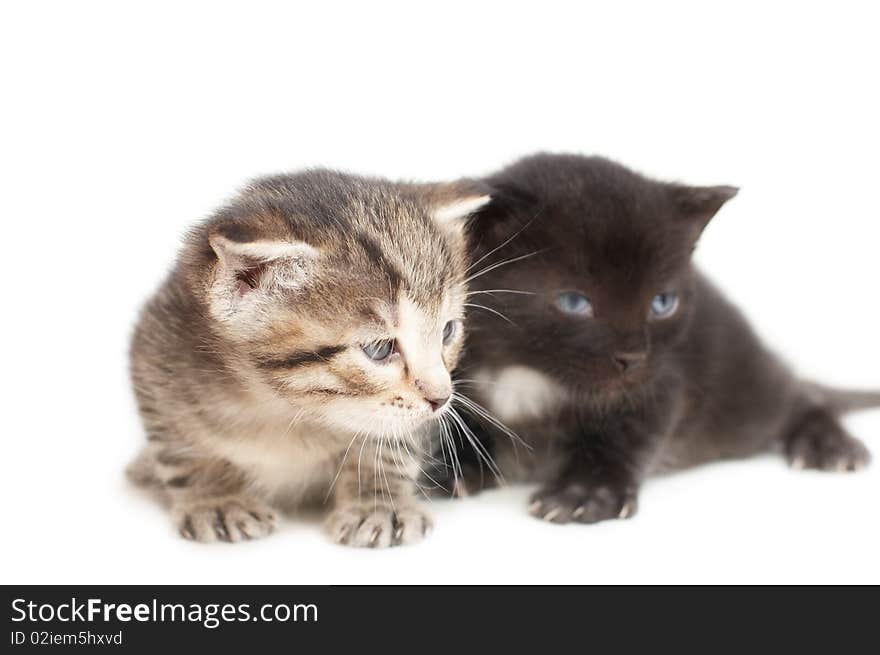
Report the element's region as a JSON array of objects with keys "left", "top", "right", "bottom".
[
  {"left": 325, "top": 502, "right": 432, "bottom": 548},
  {"left": 174, "top": 498, "right": 277, "bottom": 543}
]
